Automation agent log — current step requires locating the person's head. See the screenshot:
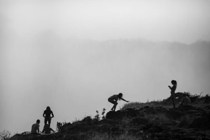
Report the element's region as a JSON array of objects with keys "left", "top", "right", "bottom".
[
  {"left": 46, "top": 106, "right": 51, "bottom": 110},
  {"left": 118, "top": 93, "right": 123, "bottom": 98},
  {"left": 171, "top": 80, "right": 177, "bottom": 85},
  {"left": 36, "top": 119, "right": 40, "bottom": 124}
]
